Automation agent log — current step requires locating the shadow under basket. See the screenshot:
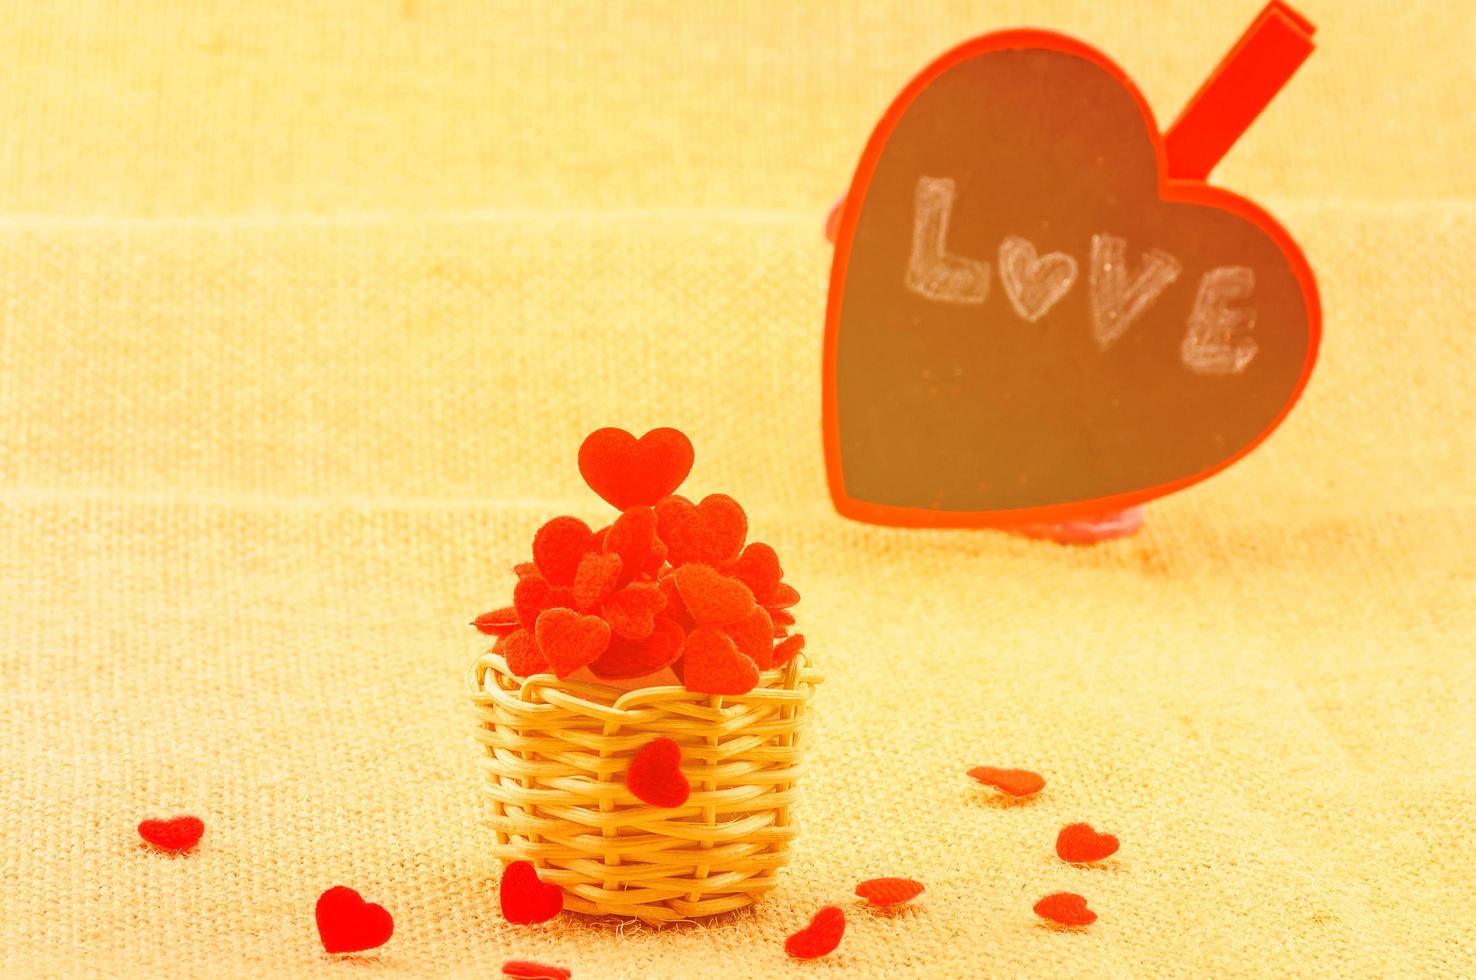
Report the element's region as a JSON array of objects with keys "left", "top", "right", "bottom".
[{"left": 467, "top": 651, "right": 822, "bottom": 924}]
